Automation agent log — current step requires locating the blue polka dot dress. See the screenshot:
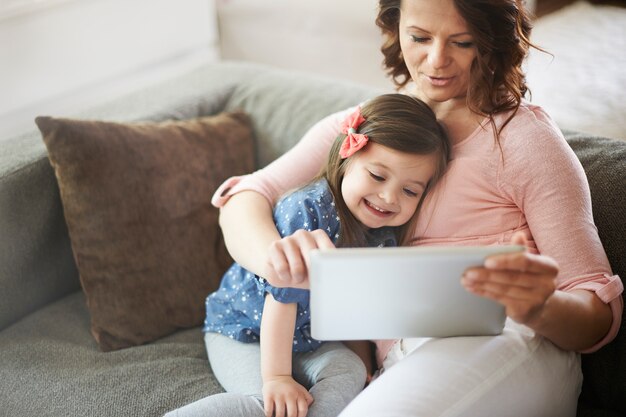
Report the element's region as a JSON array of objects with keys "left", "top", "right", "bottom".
[{"left": 203, "top": 179, "right": 396, "bottom": 352}]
